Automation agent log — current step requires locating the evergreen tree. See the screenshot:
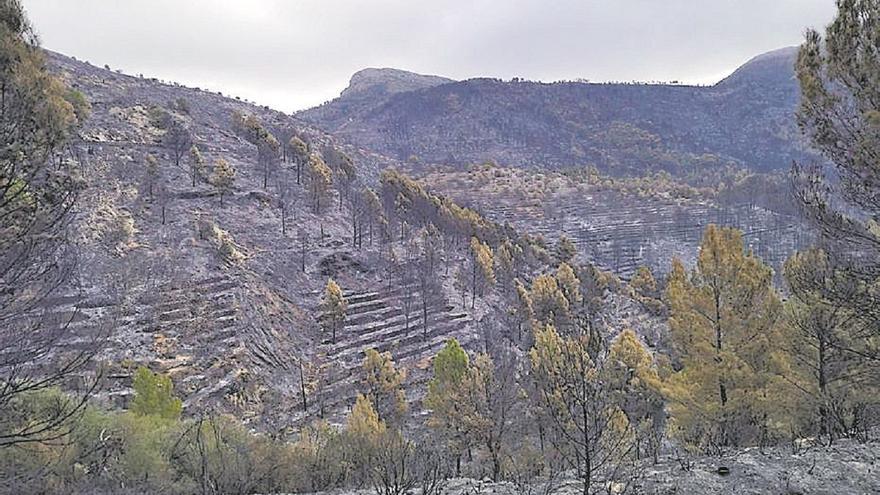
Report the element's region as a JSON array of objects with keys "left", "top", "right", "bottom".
[
  {"left": 793, "top": 0, "right": 880, "bottom": 356},
  {"left": 347, "top": 393, "right": 386, "bottom": 439},
  {"left": 469, "top": 237, "right": 495, "bottom": 309},
  {"left": 425, "top": 339, "right": 471, "bottom": 475},
  {"left": 429, "top": 339, "right": 470, "bottom": 390},
  {"left": 211, "top": 157, "right": 235, "bottom": 206},
  {"left": 0, "top": 0, "right": 95, "bottom": 448},
  {"left": 362, "top": 349, "right": 407, "bottom": 426},
  {"left": 495, "top": 239, "right": 518, "bottom": 288},
  {"left": 630, "top": 266, "right": 657, "bottom": 299},
  {"left": 258, "top": 131, "right": 280, "bottom": 190},
  {"left": 325, "top": 147, "right": 356, "bottom": 209},
  {"left": 556, "top": 235, "right": 578, "bottom": 263},
  {"left": 308, "top": 153, "right": 332, "bottom": 213},
  {"left": 362, "top": 188, "right": 386, "bottom": 246},
  {"left": 606, "top": 330, "right": 665, "bottom": 462},
  {"left": 530, "top": 324, "right": 634, "bottom": 494},
  {"left": 344, "top": 394, "right": 387, "bottom": 485},
  {"left": 320, "top": 278, "right": 347, "bottom": 343},
  {"left": 289, "top": 135, "right": 309, "bottom": 184},
  {"left": 144, "top": 153, "right": 159, "bottom": 199},
  {"left": 530, "top": 273, "right": 570, "bottom": 330},
  {"left": 130, "top": 367, "right": 182, "bottom": 420},
  {"left": 189, "top": 144, "right": 206, "bottom": 187},
  {"left": 778, "top": 248, "right": 876, "bottom": 442},
  {"left": 663, "top": 225, "right": 782, "bottom": 451},
  {"left": 556, "top": 262, "right": 582, "bottom": 308},
  {"left": 513, "top": 279, "right": 535, "bottom": 343},
  {"left": 457, "top": 352, "right": 521, "bottom": 481}
]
